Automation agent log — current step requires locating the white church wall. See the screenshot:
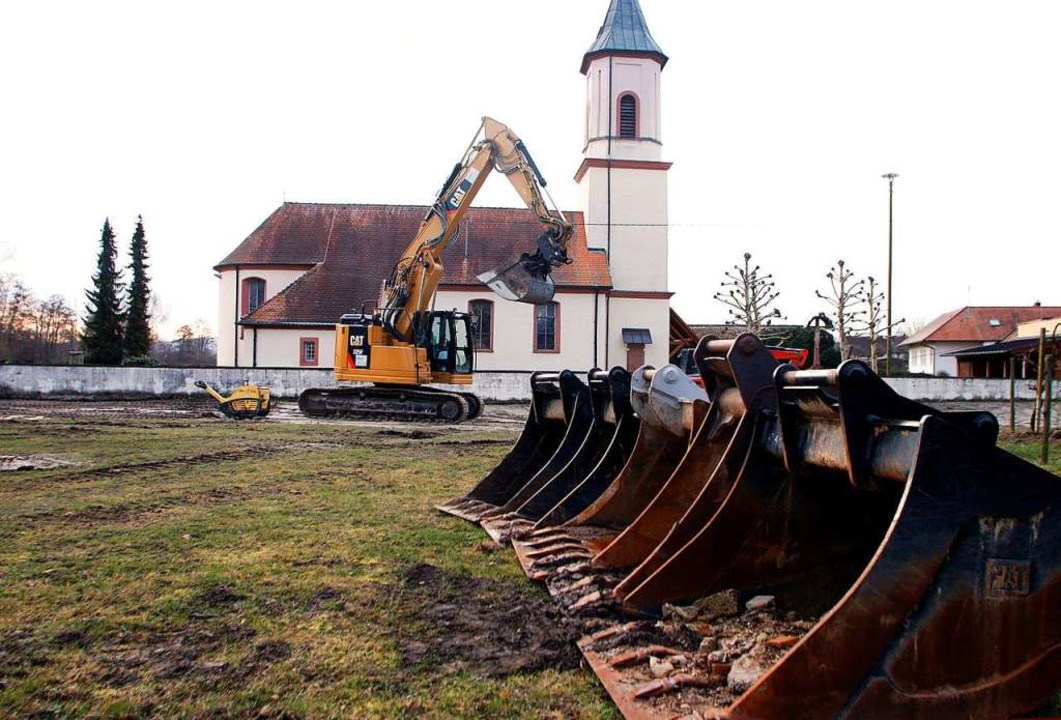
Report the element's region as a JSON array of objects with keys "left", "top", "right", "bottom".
[
  {"left": 584, "top": 56, "right": 662, "bottom": 155},
  {"left": 242, "top": 328, "right": 331, "bottom": 369},
  {"left": 436, "top": 289, "right": 600, "bottom": 372},
  {"left": 217, "top": 267, "right": 311, "bottom": 366},
  {"left": 605, "top": 296, "right": 670, "bottom": 368},
  {"left": 580, "top": 167, "right": 668, "bottom": 291}
]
